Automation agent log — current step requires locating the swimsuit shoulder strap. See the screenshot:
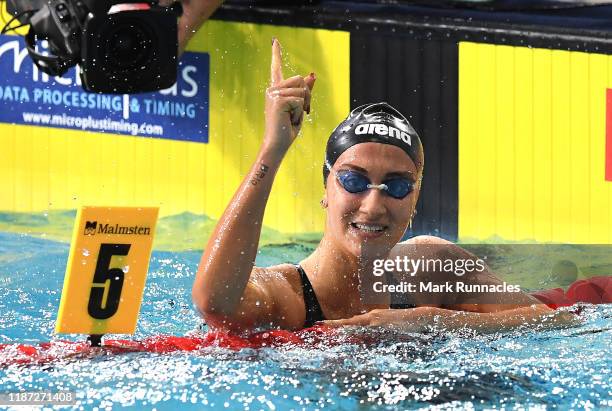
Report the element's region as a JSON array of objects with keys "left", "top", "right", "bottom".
[{"left": 295, "top": 264, "right": 325, "bottom": 327}]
